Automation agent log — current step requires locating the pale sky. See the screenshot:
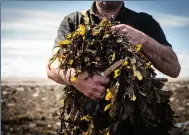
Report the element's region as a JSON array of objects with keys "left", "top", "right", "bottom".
[{"left": 1, "top": 1, "right": 189, "bottom": 78}]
